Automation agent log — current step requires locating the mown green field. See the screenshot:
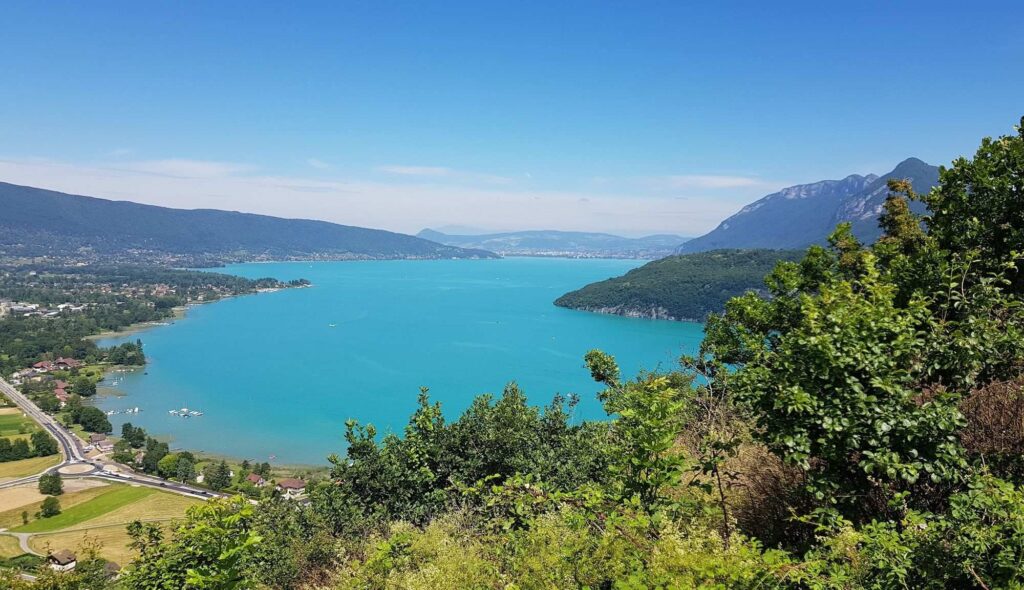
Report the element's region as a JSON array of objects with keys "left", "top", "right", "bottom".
[
  {"left": 0, "top": 411, "right": 34, "bottom": 437},
  {"left": 14, "top": 485, "right": 156, "bottom": 533}
]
